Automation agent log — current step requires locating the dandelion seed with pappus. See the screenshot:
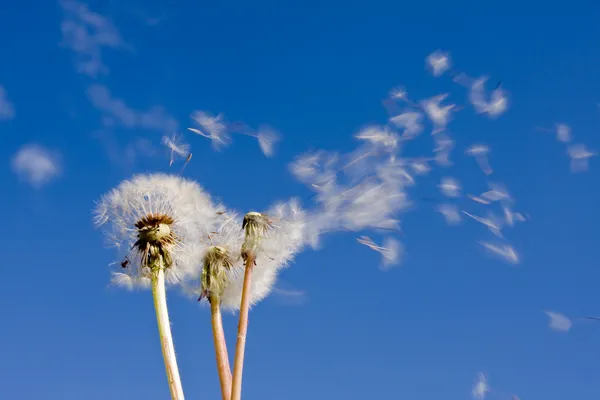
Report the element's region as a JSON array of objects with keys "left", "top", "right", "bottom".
[{"left": 94, "top": 173, "right": 219, "bottom": 400}]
